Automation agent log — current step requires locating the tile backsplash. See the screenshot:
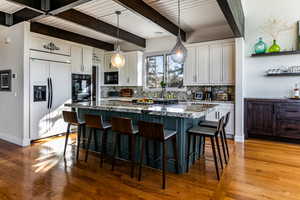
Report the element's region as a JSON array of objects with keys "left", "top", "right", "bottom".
[{"left": 101, "top": 86, "right": 235, "bottom": 101}]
